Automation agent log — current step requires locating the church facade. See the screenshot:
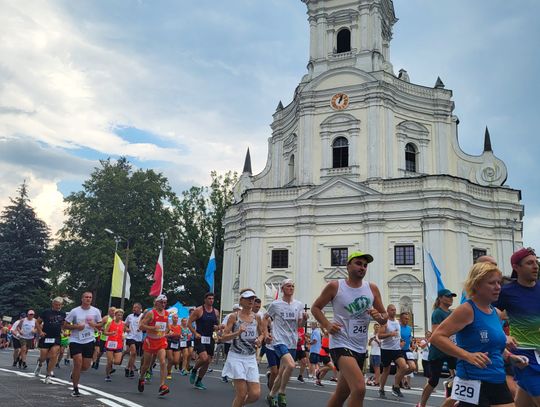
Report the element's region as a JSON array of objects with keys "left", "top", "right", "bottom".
[{"left": 221, "top": 0, "right": 523, "bottom": 333}]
